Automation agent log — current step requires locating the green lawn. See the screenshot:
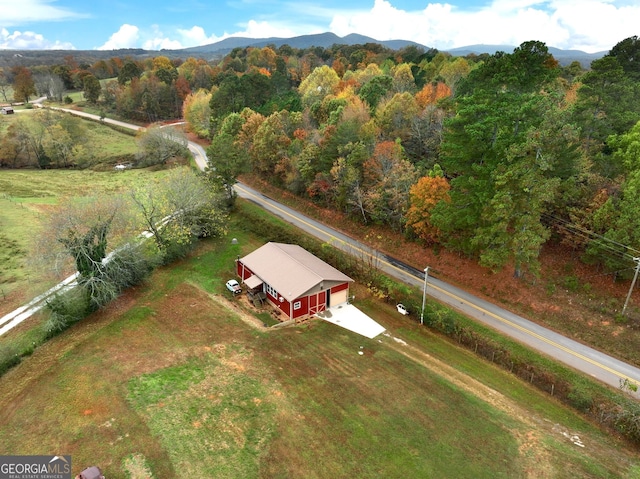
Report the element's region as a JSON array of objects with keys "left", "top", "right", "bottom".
[{"left": 0, "top": 224, "right": 638, "bottom": 478}]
